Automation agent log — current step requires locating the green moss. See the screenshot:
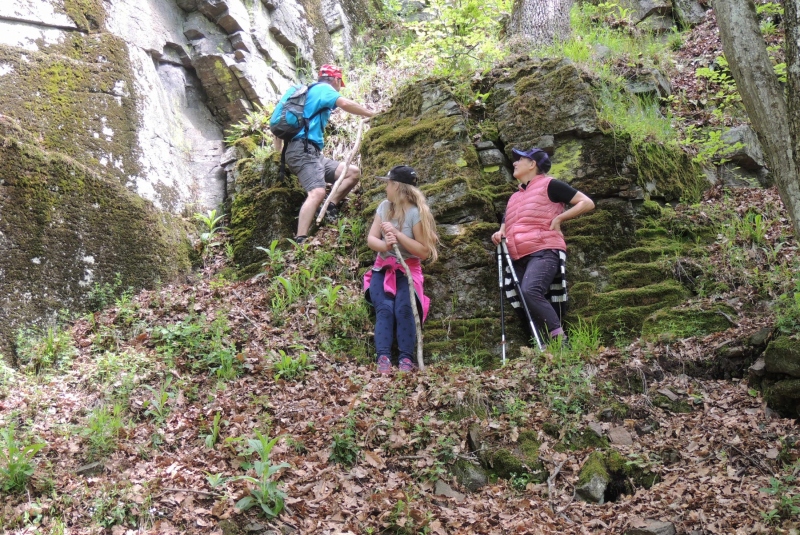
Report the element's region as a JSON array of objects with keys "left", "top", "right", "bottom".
[
  {"left": 606, "top": 261, "right": 670, "bottom": 289},
  {"left": 365, "top": 116, "right": 460, "bottom": 155},
  {"left": 0, "top": 135, "right": 191, "bottom": 352},
  {"left": 542, "top": 422, "right": 560, "bottom": 438},
  {"left": 641, "top": 304, "right": 737, "bottom": 342},
  {"left": 518, "top": 430, "right": 540, "bottom": 463},
  {"left": 485, "top": 449, "right": 523, "bottom": 479},
  {"left": 653, "top": 394, "right": 695, "bottom": 413},
  {"left": 578, "top": 450, "right": 659, "bottom": 495},
  {"left": 563, "top": 428, "right": 609, "bottom": 451},
  {"left": 764, "top": 379, "right": 800, "bottom": 417},
  {"left": 764, "top": 337, "right": 800, "bottom": 378},
  {"left": 0, "top": 34, "right": 141, "bottom": 189},
  {"left": 549, "top": 140, "right": 583, "bottom": 182},
  {"left": 578, "top": 451, "right": 609, "bottom": 487},
  {"left": 64, "top": 0, "right": 105, "bottom": 31},
  {"left": 606, "top": 242, "right": 685, "bottom": 264},
  {"left": 630, "top": 140, "right": 705, "bottom": 202}
]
